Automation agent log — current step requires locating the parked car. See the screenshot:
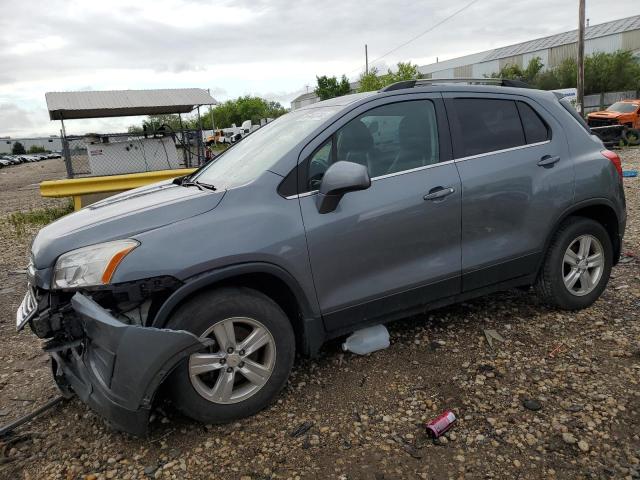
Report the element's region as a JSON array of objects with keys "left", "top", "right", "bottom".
[
  {"left": 587, "top": 99, "right": 640, "bottom": 128},
  {"left": 0, "top": 158, "right": 10, "bottom": 167},
  {"left": 17, "top": 80, "right": 626, "bottom": 436}
]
